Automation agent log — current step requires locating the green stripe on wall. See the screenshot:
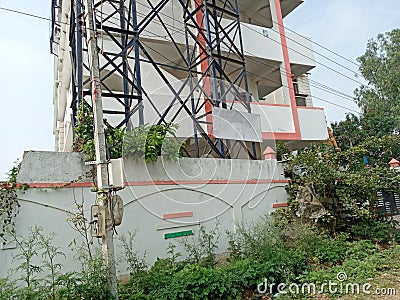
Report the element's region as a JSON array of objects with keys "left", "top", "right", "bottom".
[{"left": 164, "top": 230, "right": 193, "bottom": 239}]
